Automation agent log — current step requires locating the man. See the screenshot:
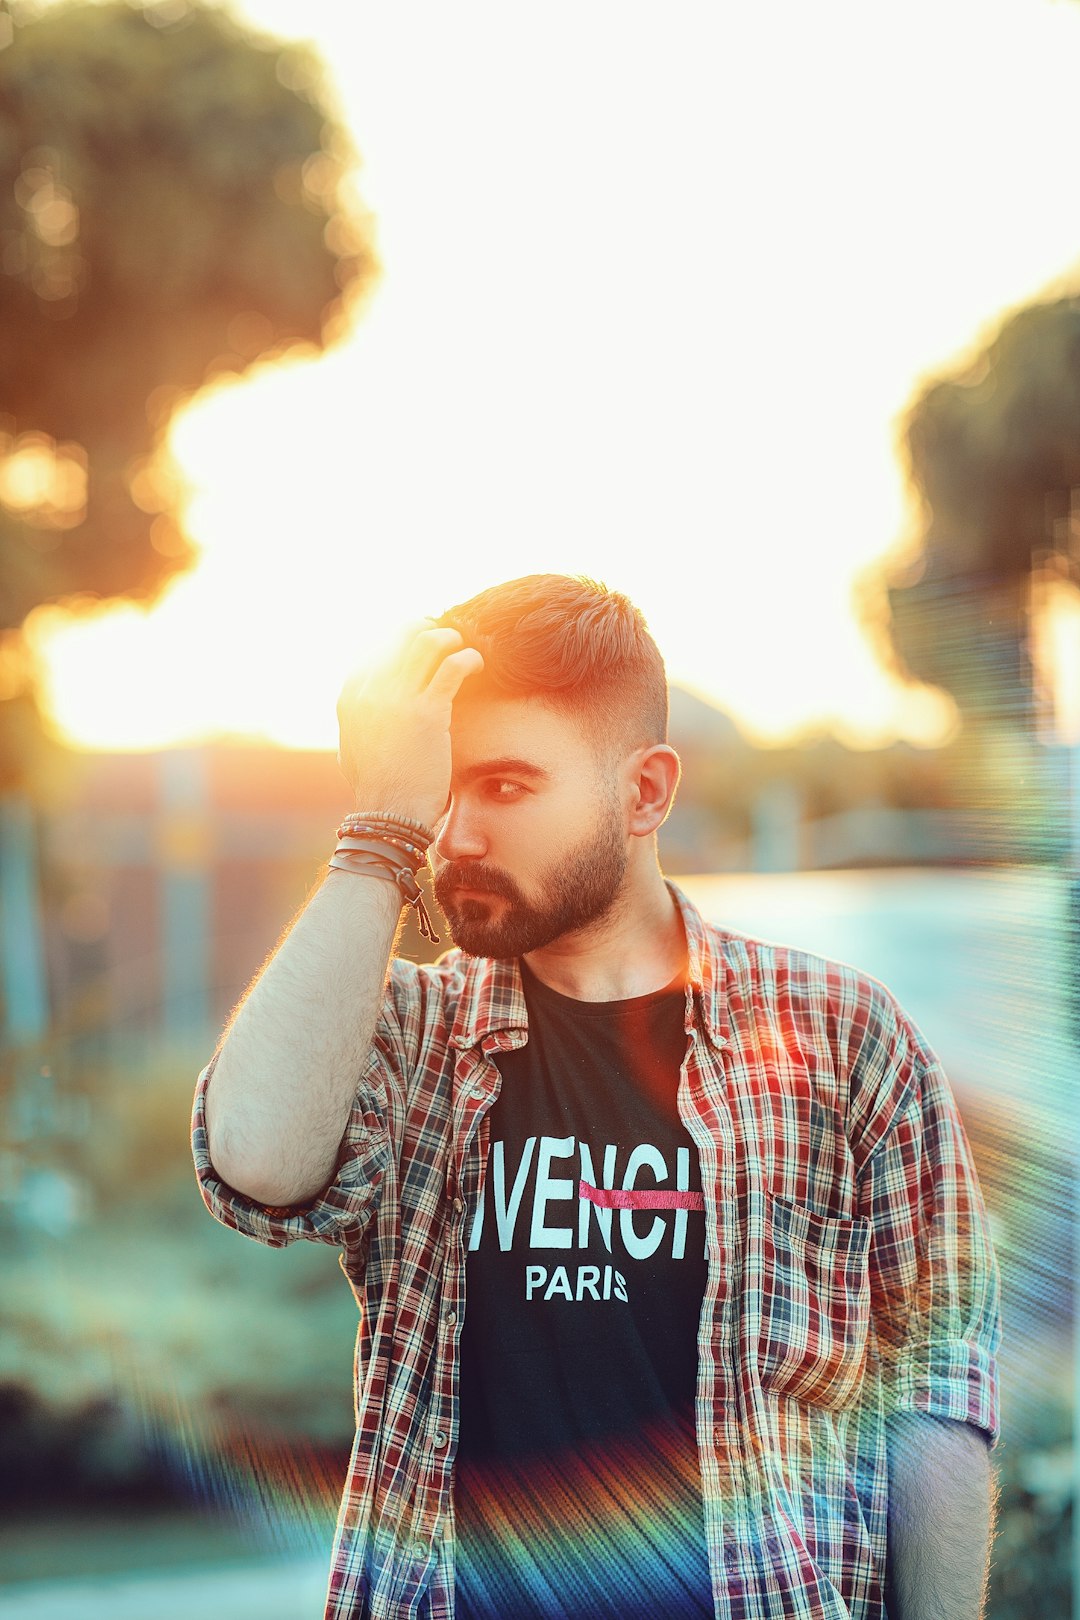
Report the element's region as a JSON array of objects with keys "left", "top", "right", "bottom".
[{"left": 191, "top": 574, "right": 1001, "bottom": 1620}]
